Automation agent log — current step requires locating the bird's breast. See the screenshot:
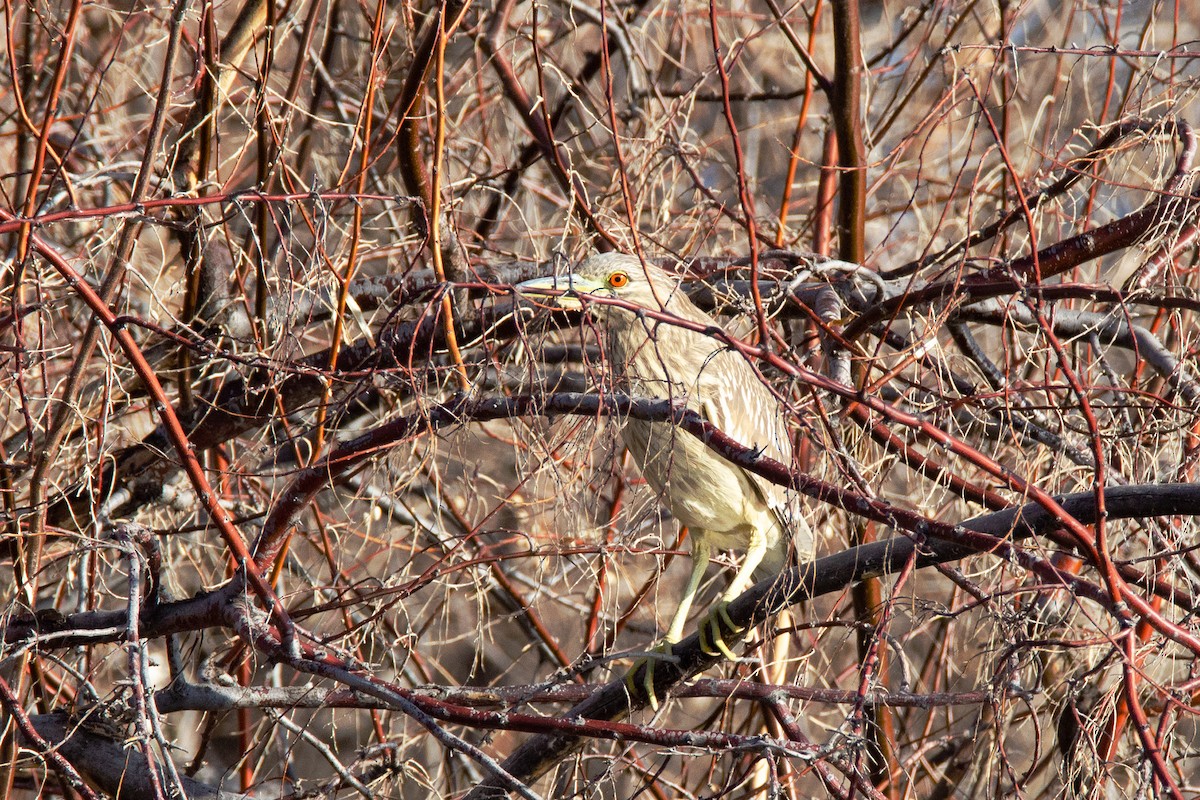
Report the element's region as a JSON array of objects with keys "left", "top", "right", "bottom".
[{"left": 621, "top": 418, "right": 776, "bottom": 535}]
